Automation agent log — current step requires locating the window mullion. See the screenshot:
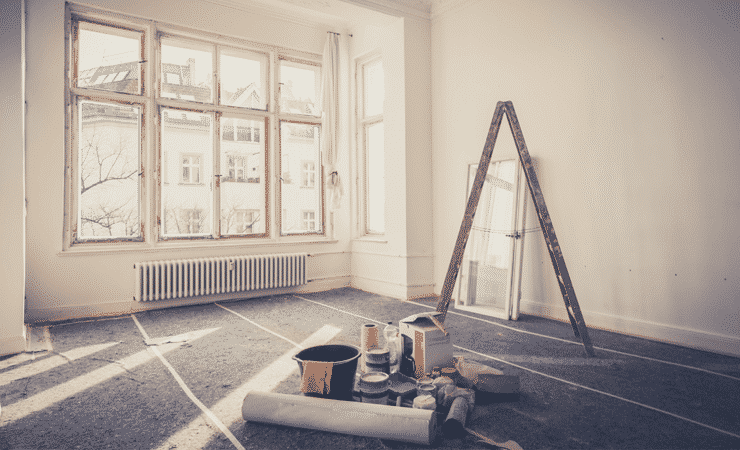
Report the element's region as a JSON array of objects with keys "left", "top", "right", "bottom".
[
  {"left": 144, "top": 22, "right": 155, "bottom": 244},
  {"left": 270, "top": 50, "right": 279, "bottom": 238},
  {"left": 213, "top": 44, "right": 221, "bottom": 238},
  {"left": 213, "top": 112, "right": 221, "bottom": 238}
]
